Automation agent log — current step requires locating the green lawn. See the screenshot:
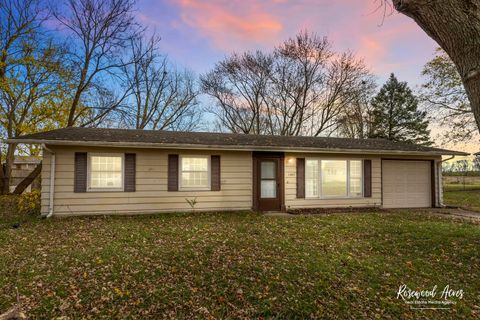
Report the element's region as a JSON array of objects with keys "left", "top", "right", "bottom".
[
  {"left": 443, "top": 183, "right": 480, "bottom": 192},
  {"left": 444, "top": 190, "right": 480, "bottom": 212},
  {"left": 1, "top": 212, "right": 479, "bottom": 319}
]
